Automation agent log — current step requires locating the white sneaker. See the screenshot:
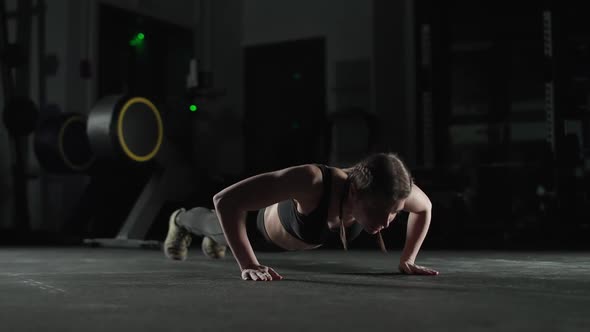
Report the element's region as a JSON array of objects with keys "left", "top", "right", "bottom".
[
  {"left": 163, "top": 208, "right": 192, "bottom": 261},
  {"left": 201, "top": 236, "right": 227, "bottom": 259}
]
